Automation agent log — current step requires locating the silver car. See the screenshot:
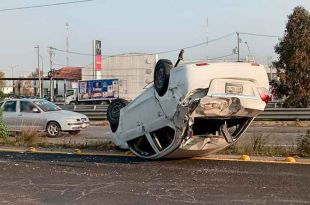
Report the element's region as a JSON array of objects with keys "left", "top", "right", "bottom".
[{"left": 0, "top": 99, "right": 90, "bottom": 137}]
